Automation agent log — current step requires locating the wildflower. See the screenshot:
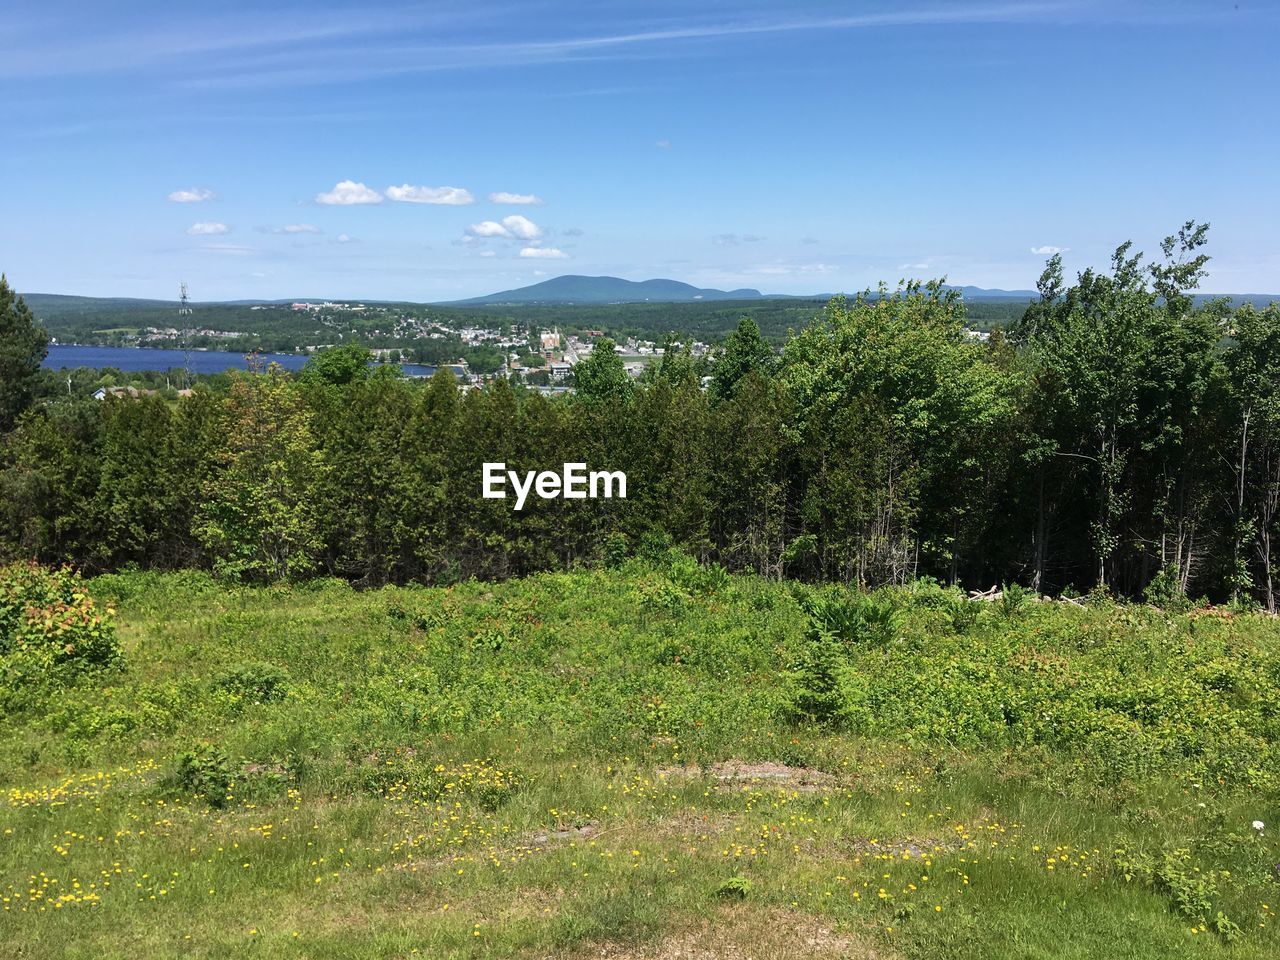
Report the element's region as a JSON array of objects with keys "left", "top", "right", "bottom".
[{"left": 1253, "top": 820, "right": 1265, "bottom": 832}]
